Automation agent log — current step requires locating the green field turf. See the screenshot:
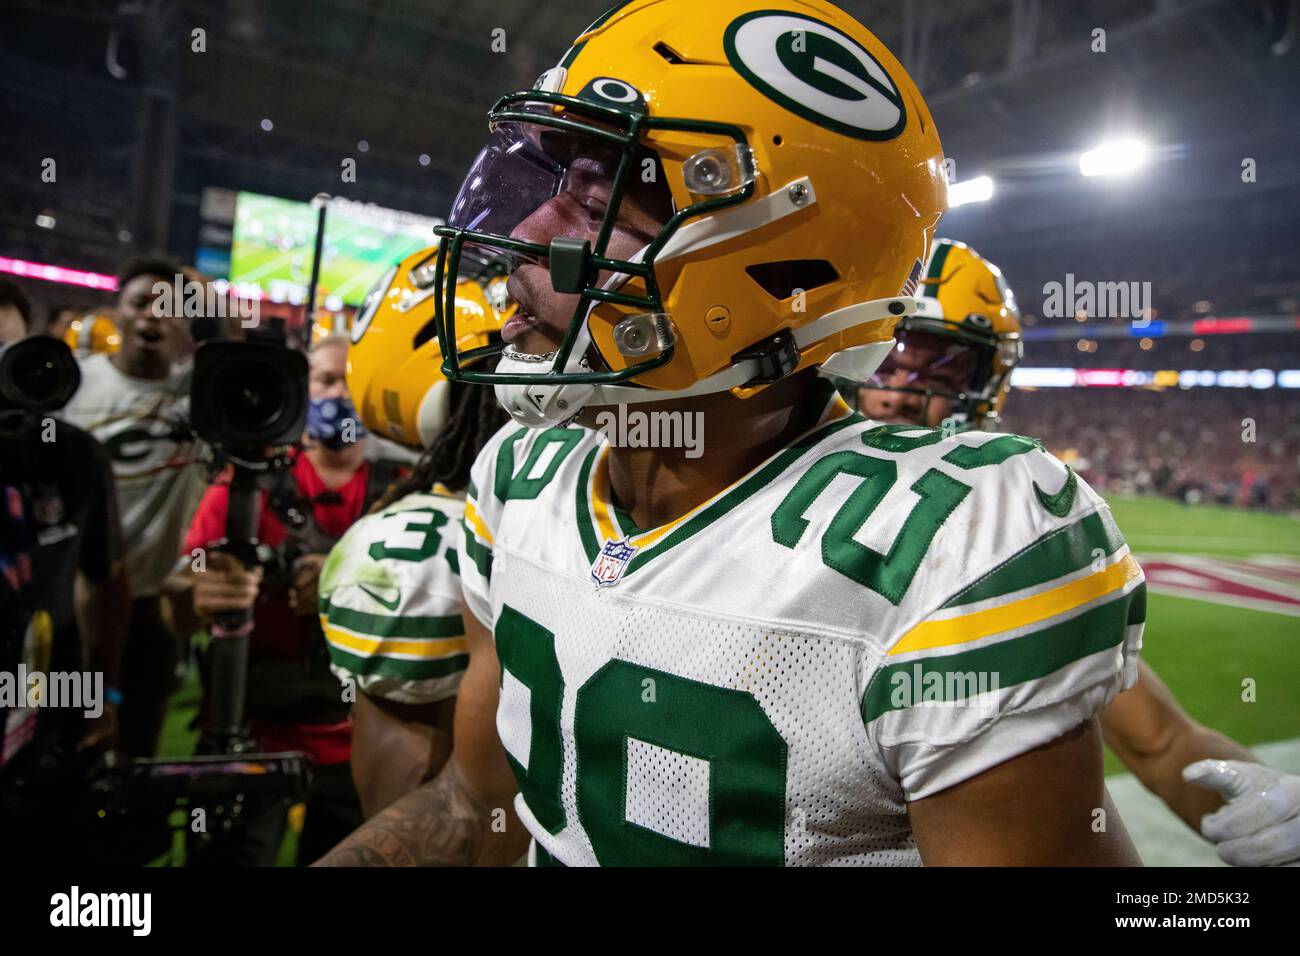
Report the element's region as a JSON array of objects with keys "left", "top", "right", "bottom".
[
  {"left": 1106, "top": 495, "right": 1300, "bottom": 558},
  {"left": 1101, "top": 495, "right": 1300, "bottom": 775}
]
